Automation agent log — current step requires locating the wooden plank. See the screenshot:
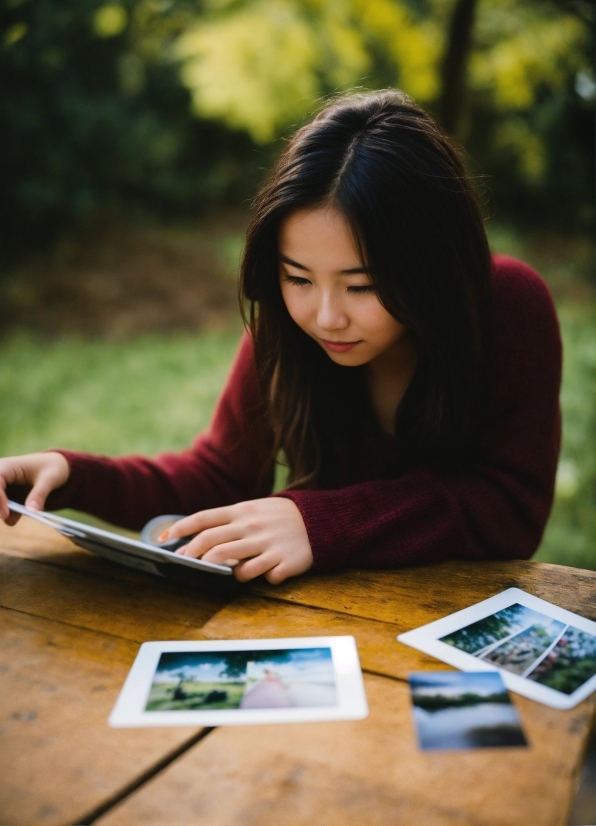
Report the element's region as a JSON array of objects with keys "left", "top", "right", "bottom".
[
  {"left": 96, "top": 672, "right": 593, "bottom": 826},
  {"left": 250, "top": 560, "right": 596, "bottom": 626},
  {"left": 0, "top": 607, "right": 204, "bottom": 826},
  {"left": 0, "top": 552, "right": 227, "bottom": 643},
  {"left": 200, "top": 594, "right": 445, "bottom": 680}
]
